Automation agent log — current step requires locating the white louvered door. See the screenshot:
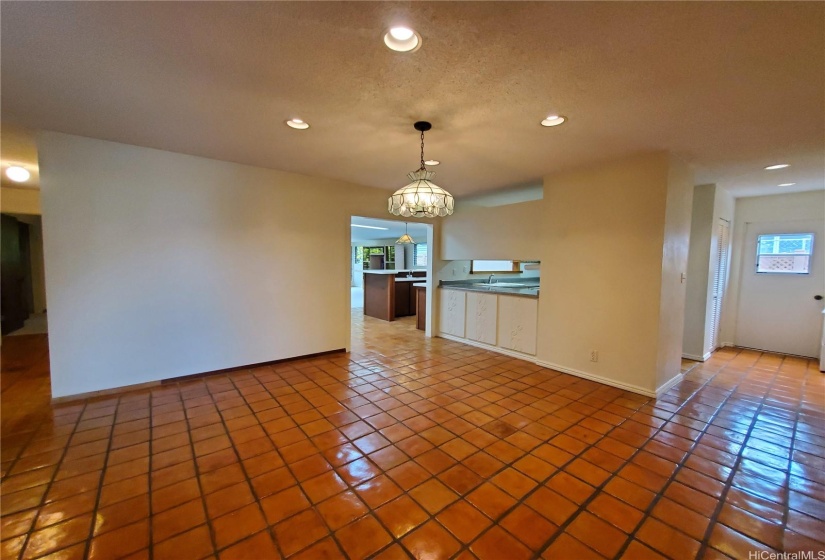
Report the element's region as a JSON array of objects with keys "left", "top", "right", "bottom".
[{"left": 708, "top": 219, "right": 730, "bottom": 354}]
